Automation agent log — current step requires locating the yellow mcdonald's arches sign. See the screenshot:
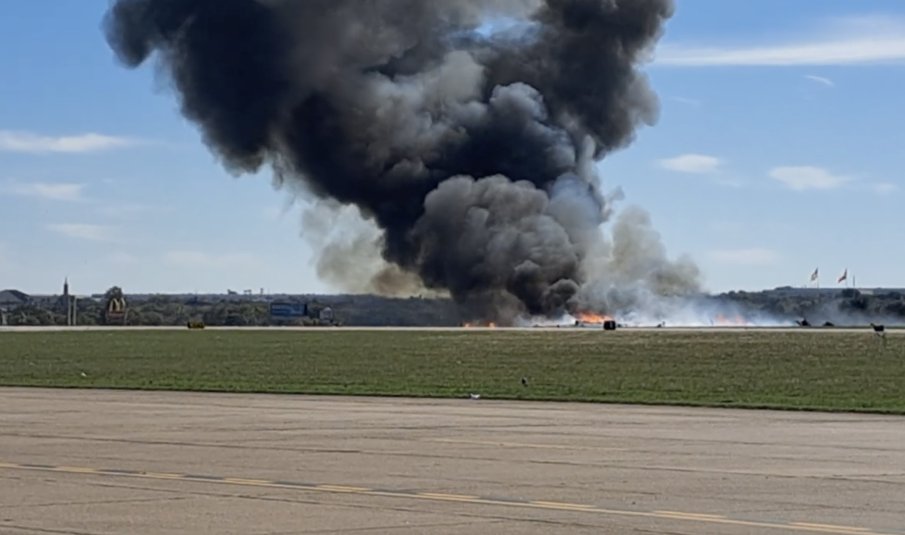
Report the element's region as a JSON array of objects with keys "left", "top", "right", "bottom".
[{"left": 107, "top": 297, "right": 126, "bottom": 313}]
